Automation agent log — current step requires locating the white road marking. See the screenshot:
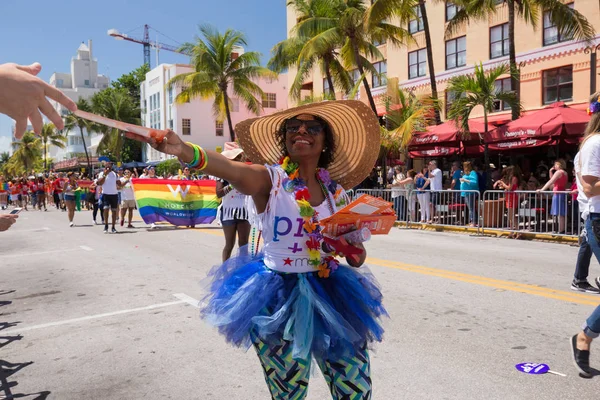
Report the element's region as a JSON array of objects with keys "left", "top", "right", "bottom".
[
  {"left": 0, "top": 248, "right": 79, "bottom": 259},
  {"left": 172, "top": 293, "right": 200, "bottom": 308},
  {"left": 2, "top": 300, "right": 186, "bottom": 335},
  {"left": 79, "top": 245, "right": 93, "bottom": 251}
]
